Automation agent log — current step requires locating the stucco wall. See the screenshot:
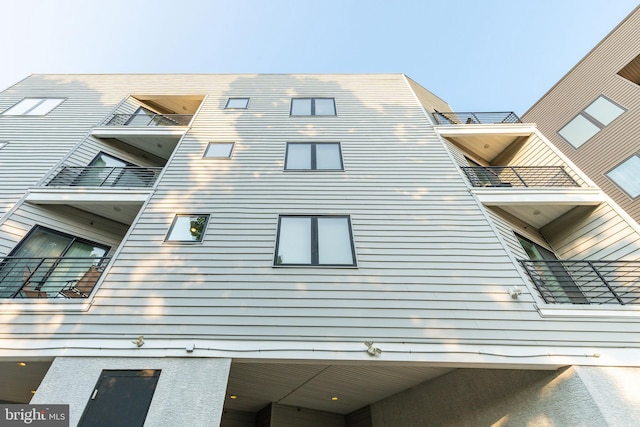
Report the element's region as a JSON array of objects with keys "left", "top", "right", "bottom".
[{"left": 31, "top": 356, "right": 231, "bottom": 427}]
